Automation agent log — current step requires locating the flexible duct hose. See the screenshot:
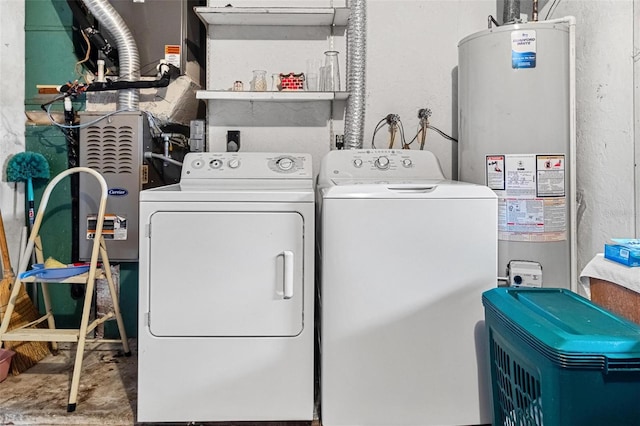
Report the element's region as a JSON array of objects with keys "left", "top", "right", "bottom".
[
  {"left": 344, "top": 0, "right": 367, "bottom": 149},
  {"left": 503, "top": 0, "right": 521, "bottom": 24},
  {"left": 81, "top": 0, "right": 140, "bottom": 110}
]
